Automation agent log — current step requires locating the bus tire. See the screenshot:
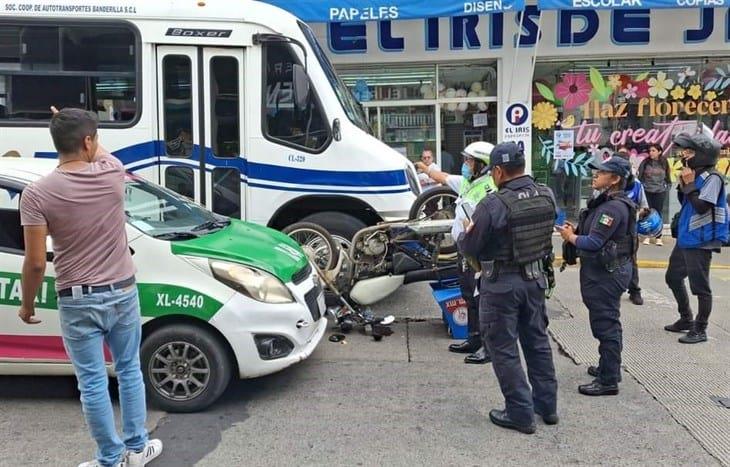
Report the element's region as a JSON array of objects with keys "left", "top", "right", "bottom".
[
  {"left": 300, "top": 211, "right": 367, "bottom": 245},
  {"left": 140, "top": 324, "right": 231, "bottom": 413}
]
